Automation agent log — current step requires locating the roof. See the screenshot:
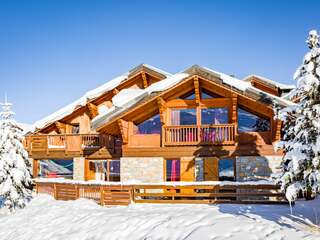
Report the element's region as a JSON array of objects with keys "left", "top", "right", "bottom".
[
  {"left": 243, "top": 74, "right": 295, "bottom": 90},
  {"left": 32, "top": 64, "right": 171, "bottom": 131},
  {"left": 92, "top": 65, "right": 294, "bottom": 131}
]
